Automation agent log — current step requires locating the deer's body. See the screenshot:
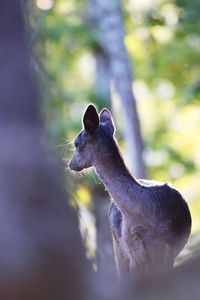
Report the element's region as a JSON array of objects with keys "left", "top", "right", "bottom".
[{"left": 69, "top": 105, "right": 191, "bottom": 277}]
